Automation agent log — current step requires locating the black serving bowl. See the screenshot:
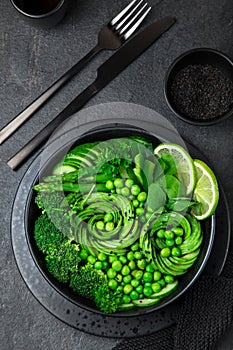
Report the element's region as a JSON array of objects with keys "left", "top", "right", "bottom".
[
  {"left": 165, "top": 48, "right": 233, "bottom": 126},
  {"left": 25, "top": 123, "right": 215, "bottom": 316}
]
